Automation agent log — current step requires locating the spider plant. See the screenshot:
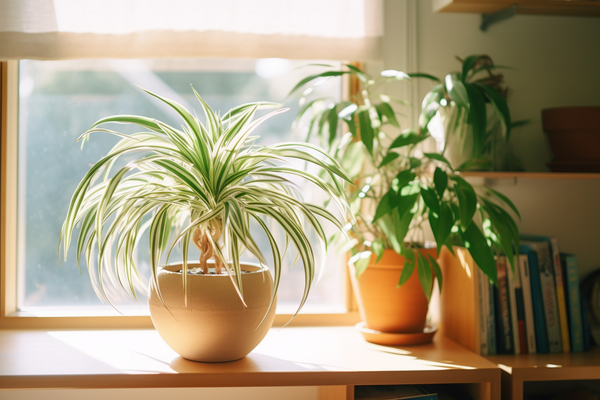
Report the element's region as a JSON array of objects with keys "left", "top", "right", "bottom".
[
  {"left": 288, "top": 64, "right": 521, "bottom": 300},
  {"left": 59, "top": 86, "right": 351, "bottom": 314}
]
